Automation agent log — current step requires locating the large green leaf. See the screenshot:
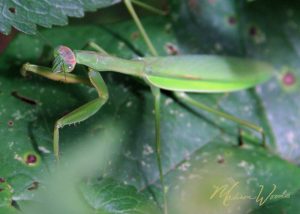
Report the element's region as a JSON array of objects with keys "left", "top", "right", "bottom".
[
  {"left": 165, "top": 141, "right": 300, "bottom": 214},
  {"left": 0, "top": 0, "right": 120, "bottom": 35},
  {"left": 0, "top": 0, "right": 299, "bottom": 213}
]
